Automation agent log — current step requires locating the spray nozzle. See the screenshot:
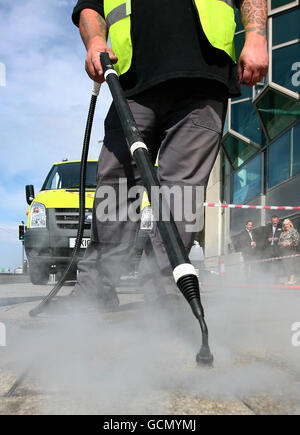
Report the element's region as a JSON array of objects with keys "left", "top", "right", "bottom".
[{"left": 196, "top": 345, "right": 214, "bottom": 367}]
